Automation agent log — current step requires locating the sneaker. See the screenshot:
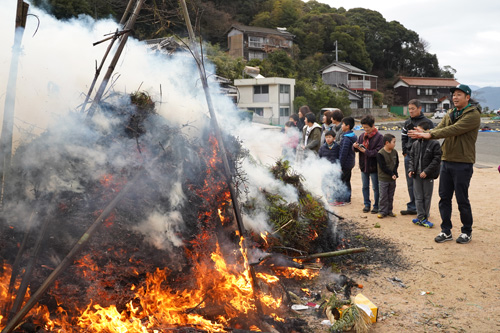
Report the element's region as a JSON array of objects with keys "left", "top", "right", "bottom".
[
  {"left": 387, "top": 212, "right": 397, "bottom": 217},
  {"left": 434, "top": 232, "right": 452, "bottom": 243},
  {"left": 412, "top": 218, "right": 422, "bottom": 225},
  {"left": 377, "top": 213, "right": 387, "bottom": 219},
  {"left": 456, "top": 233, "right": 471, "bottom": 244},
  {"left": 363, "top": 206, "right": 370, "bottom": 213},
  {"left": 371, "top": 208, "right": 379, "bottom": 214},
  {"left": 420, "top": 219, "right": 434, "bottom": 228},
  {"left": 401, "top": 210, "right": 417, "bottom": 215}
]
